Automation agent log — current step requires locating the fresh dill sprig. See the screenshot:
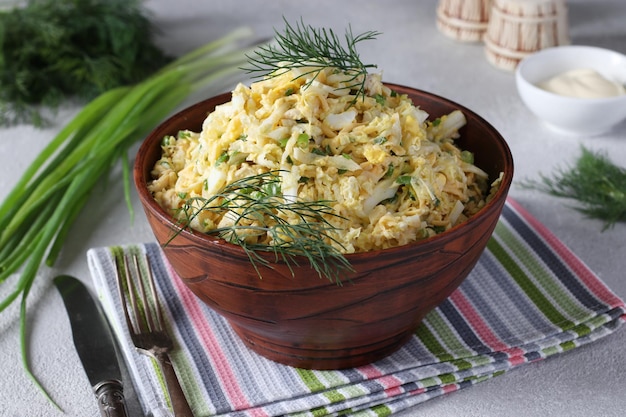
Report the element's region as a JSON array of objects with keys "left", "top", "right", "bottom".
[
  {"left": 0, "top": 0, "right": 172, "bottom": 127},
  {"left": 243, "top": 17, "right": 380, "bottom": 102},
  {"left": 174, "top": 171, "right": 354, "bottom": 284},
  {"left": 521, "top": 146, "right": 626, "bottom": 230}
]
